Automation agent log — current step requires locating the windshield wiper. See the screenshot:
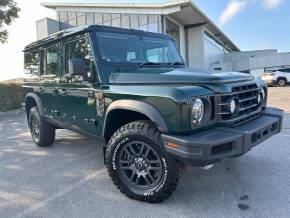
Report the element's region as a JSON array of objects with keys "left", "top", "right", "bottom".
[
  {"left": 167, "top": 62, "right": 185, "bottom": 66},
  {"left": 138, "top": 62, "right": 161, "bottom": 67}
]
